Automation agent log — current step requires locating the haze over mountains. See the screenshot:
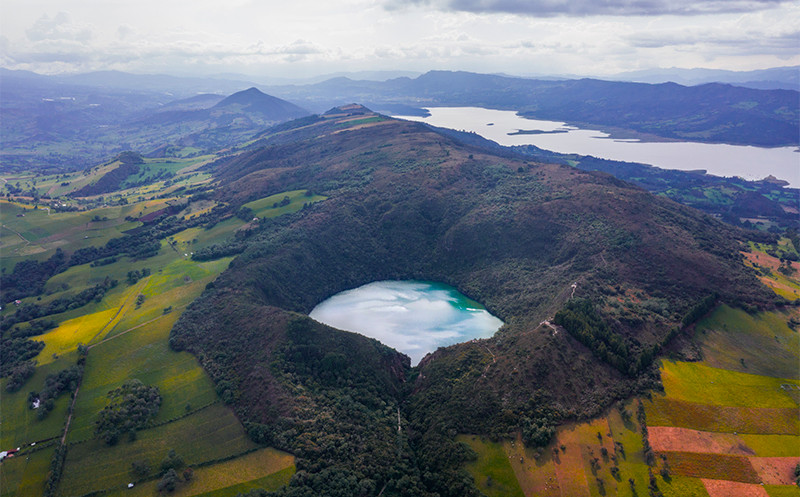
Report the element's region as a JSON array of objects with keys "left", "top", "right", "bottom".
[{"left": 1, "top": 66, "right": 798, "bottom": 172}]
